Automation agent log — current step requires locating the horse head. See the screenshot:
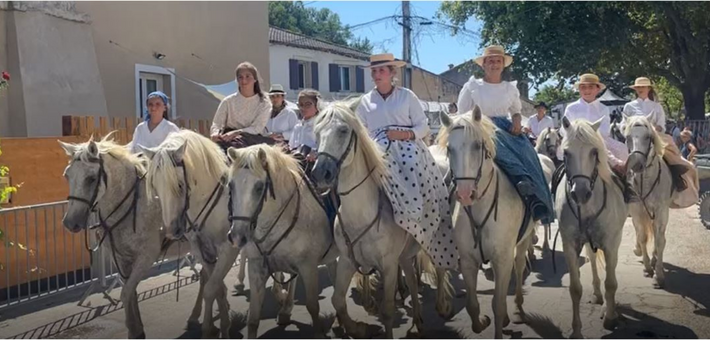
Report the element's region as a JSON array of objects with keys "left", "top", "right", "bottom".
[
  {"left": 439, "top": 106, "right": 496, "bottom": 206},
  {"left": 624, "top": 113, "right": 664, "bottom": 174},
  {"left": 538, "top": 127, "right": 562, "bottom": 159},
  {"left": 561, "top": 116, "right": 611, "bottom": 205}
]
